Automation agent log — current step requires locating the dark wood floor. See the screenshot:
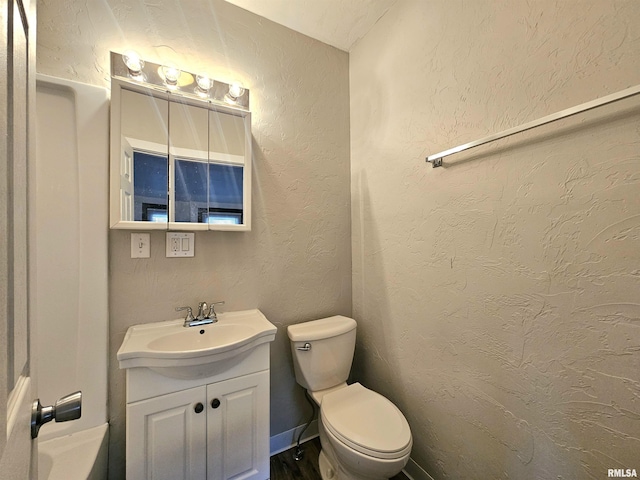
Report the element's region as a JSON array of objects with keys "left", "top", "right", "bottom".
[
  {"left": 270, "top": 436, "right": 323, "bottom": 479},
  {"left": 270, "top": 437, "right": 409, "bottom": 480}
]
